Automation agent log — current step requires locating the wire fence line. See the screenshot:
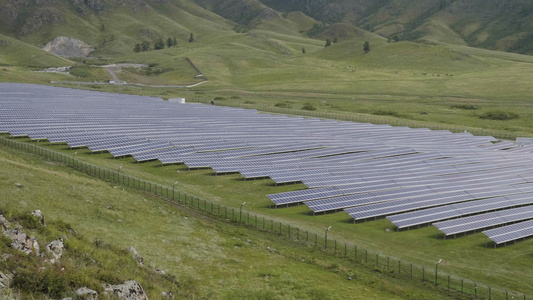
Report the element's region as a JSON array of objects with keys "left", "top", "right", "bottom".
[
  {"left": 188, "top": 97, "right": 529, "bottom": 141},
  {"left": 1, "top": 136, "right": 531, "bottom": 300}
]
